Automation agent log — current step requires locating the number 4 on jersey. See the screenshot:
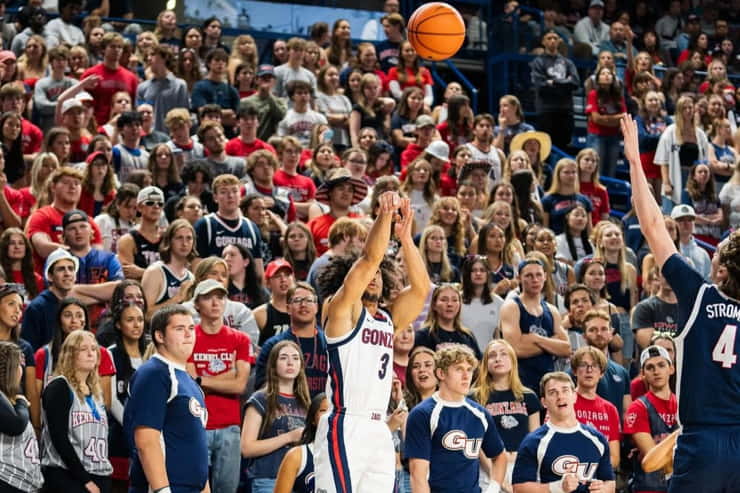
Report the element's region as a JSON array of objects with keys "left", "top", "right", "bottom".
[{"left": 713, "top": 324, "right": 738, "bottom": 369}]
